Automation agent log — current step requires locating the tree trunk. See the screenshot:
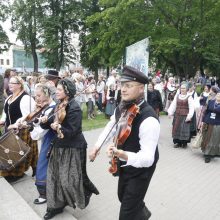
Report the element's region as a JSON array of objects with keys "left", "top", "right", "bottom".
[
  {"left": 32, "top": 47, "right": 38, "bottom": 72},
  {"left": 106, "top": 66, "right": 110, "bottom": 78}
]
